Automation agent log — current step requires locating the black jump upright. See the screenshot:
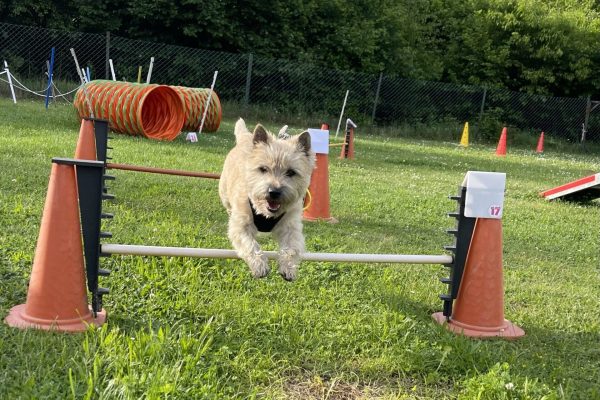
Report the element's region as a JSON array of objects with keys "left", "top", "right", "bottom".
[
  {"left": 73, "top": 118, "right": 115, "bottom": 315},
  {"left": 439, "top": 186, "right": 476, "bottom": 319}
]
